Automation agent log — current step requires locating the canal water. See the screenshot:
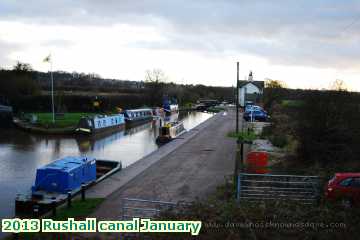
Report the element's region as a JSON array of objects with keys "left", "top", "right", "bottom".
[{"left": 0, "top": 111, "right": 213, "bottom": 220}]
